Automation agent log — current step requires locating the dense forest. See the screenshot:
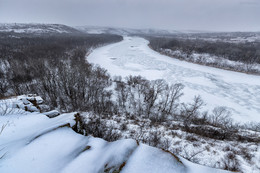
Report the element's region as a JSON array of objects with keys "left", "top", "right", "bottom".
[{"left": 0, "top": 32, "right": 122, "bottom": 105}]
